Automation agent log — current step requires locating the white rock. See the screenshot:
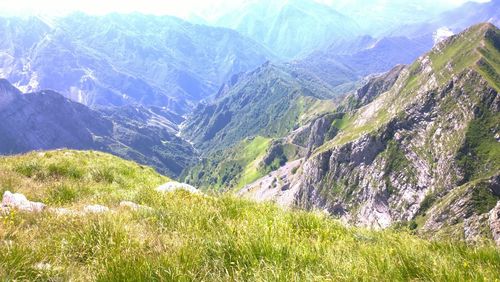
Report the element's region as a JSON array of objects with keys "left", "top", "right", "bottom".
[
  {"left": 119, "top": 201, "right": 153, "bottom": 211},
  {"left": 1, "top": 191, "right": 46, "bottom": 212},
  {"left": 34, "top": 262, "right": 52, "bottom": 271},
  {"left": 433, "top": 27, "right": 454, "bottom": 45},
  {"left": 83, "top": 205, "right": 109, "bottom": 214},
  {"left": 49, "top": 207, "right": 81, "bottom": 216},
  {"left": 156, "top": 182, "right": 200, "bottom": 194}
]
